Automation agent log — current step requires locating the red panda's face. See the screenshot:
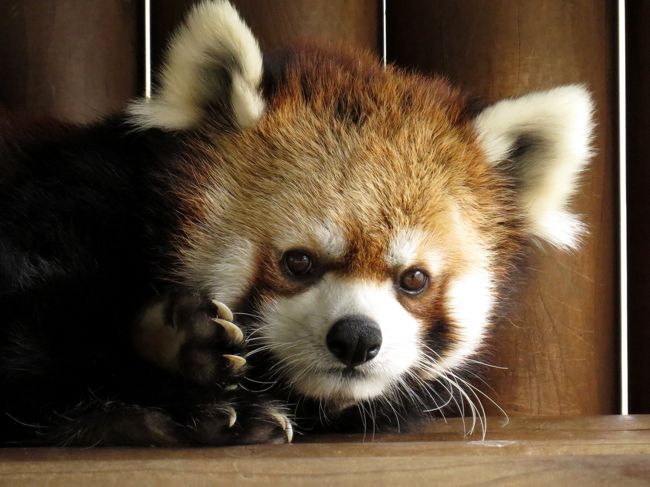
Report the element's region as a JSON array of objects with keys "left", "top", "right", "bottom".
[
  {"left": 252, "top": 223, "right": 495, "bottom": 403},
  {"left": 130, "top": 1, "right": 593, "bottom": 411},
  {"left": 170, "top": 64, "right": 523, "bottom": 405}
]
